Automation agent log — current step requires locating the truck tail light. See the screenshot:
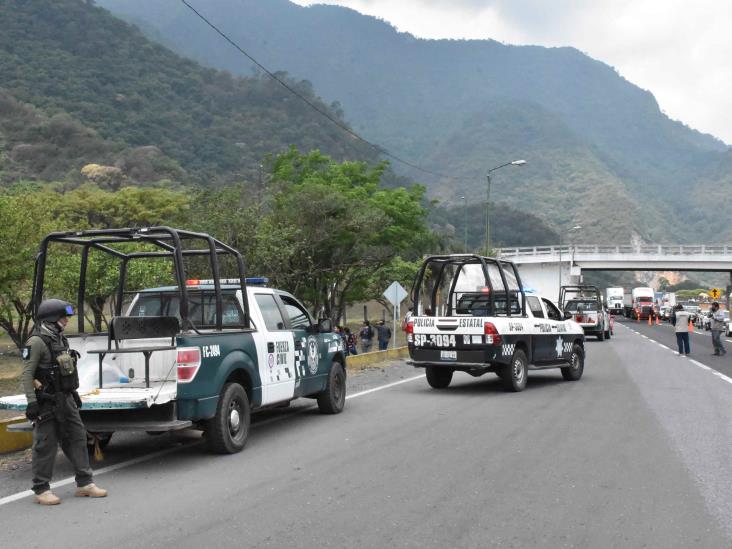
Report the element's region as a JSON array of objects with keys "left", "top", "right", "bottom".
[
  {"left": 484, "top": 322, "right": 502, "bottom": 346},
  {"left": 177, "top": 347, "right": 201, "bottom": 383},
  {"left": 406, "top": 320, "right": 414, "bottom": 343}
]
